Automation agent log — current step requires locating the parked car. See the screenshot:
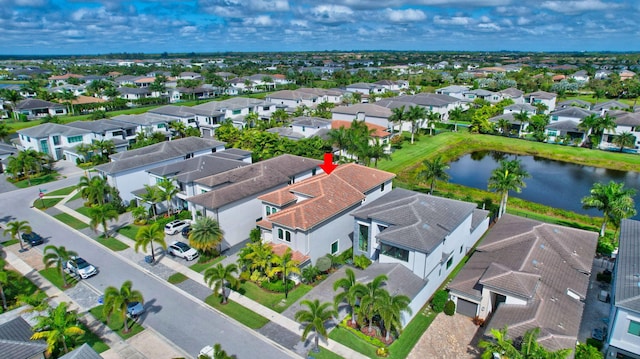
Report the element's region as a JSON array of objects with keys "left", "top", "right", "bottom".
[
  {"left": 21, "top": 232, "right": 44, "bottom": 246},
  {"left": 164, "top": 220, "right": 190, "bottom": 235},
  {"left": 127, "top": 301, "right": 144, "bottom": 319},
  {"left": 64, "top": 256, "right": 98, "bottom": 279},
  {"left": 167, "top": 241, "right": 199, "bottom": 261},
  {"left": 181, "top": 225, "right": 191, "bottom": 239}
]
